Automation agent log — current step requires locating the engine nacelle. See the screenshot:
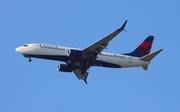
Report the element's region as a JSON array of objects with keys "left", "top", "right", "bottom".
[
  {"left": 57, "top": 64, "right": 72, "bottom": 72},
  {"left": 67, "top": 49, "right": 83, "bottom": 58}
]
